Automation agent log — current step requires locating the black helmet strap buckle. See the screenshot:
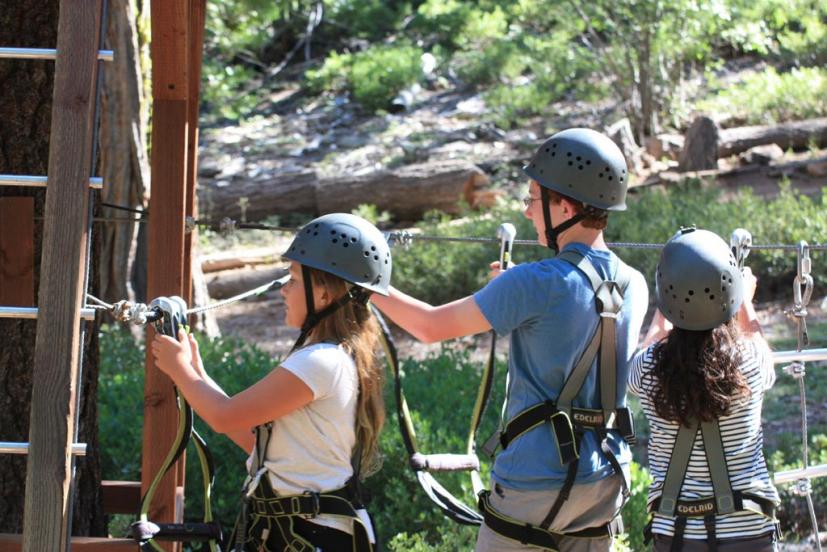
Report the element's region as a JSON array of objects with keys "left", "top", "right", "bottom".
[{"left": 540, "top": 186, "right": 586, "bottom": 252}]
